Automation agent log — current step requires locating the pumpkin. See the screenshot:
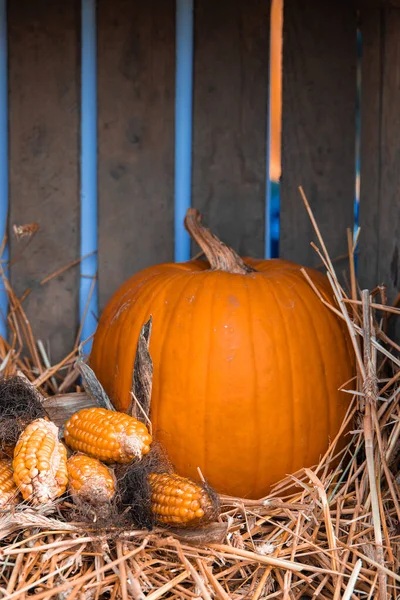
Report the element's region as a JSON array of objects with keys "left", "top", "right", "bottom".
[{"left": 90, "top": 209, "right": 355, "bottom": 499}]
